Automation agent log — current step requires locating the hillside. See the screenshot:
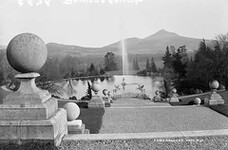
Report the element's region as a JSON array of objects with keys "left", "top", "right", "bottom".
[
  {"left": 46, "top": 29, "right": 203, "bottom": 57},
  {"left": 46, "top": 43, "right": 104, "bottom": 57},
  {"left": 0, "top": 30, "right": 204, "bottom": 69},
  {"left": 103, "top": 29, "right": 202, "bottom": 54}
]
